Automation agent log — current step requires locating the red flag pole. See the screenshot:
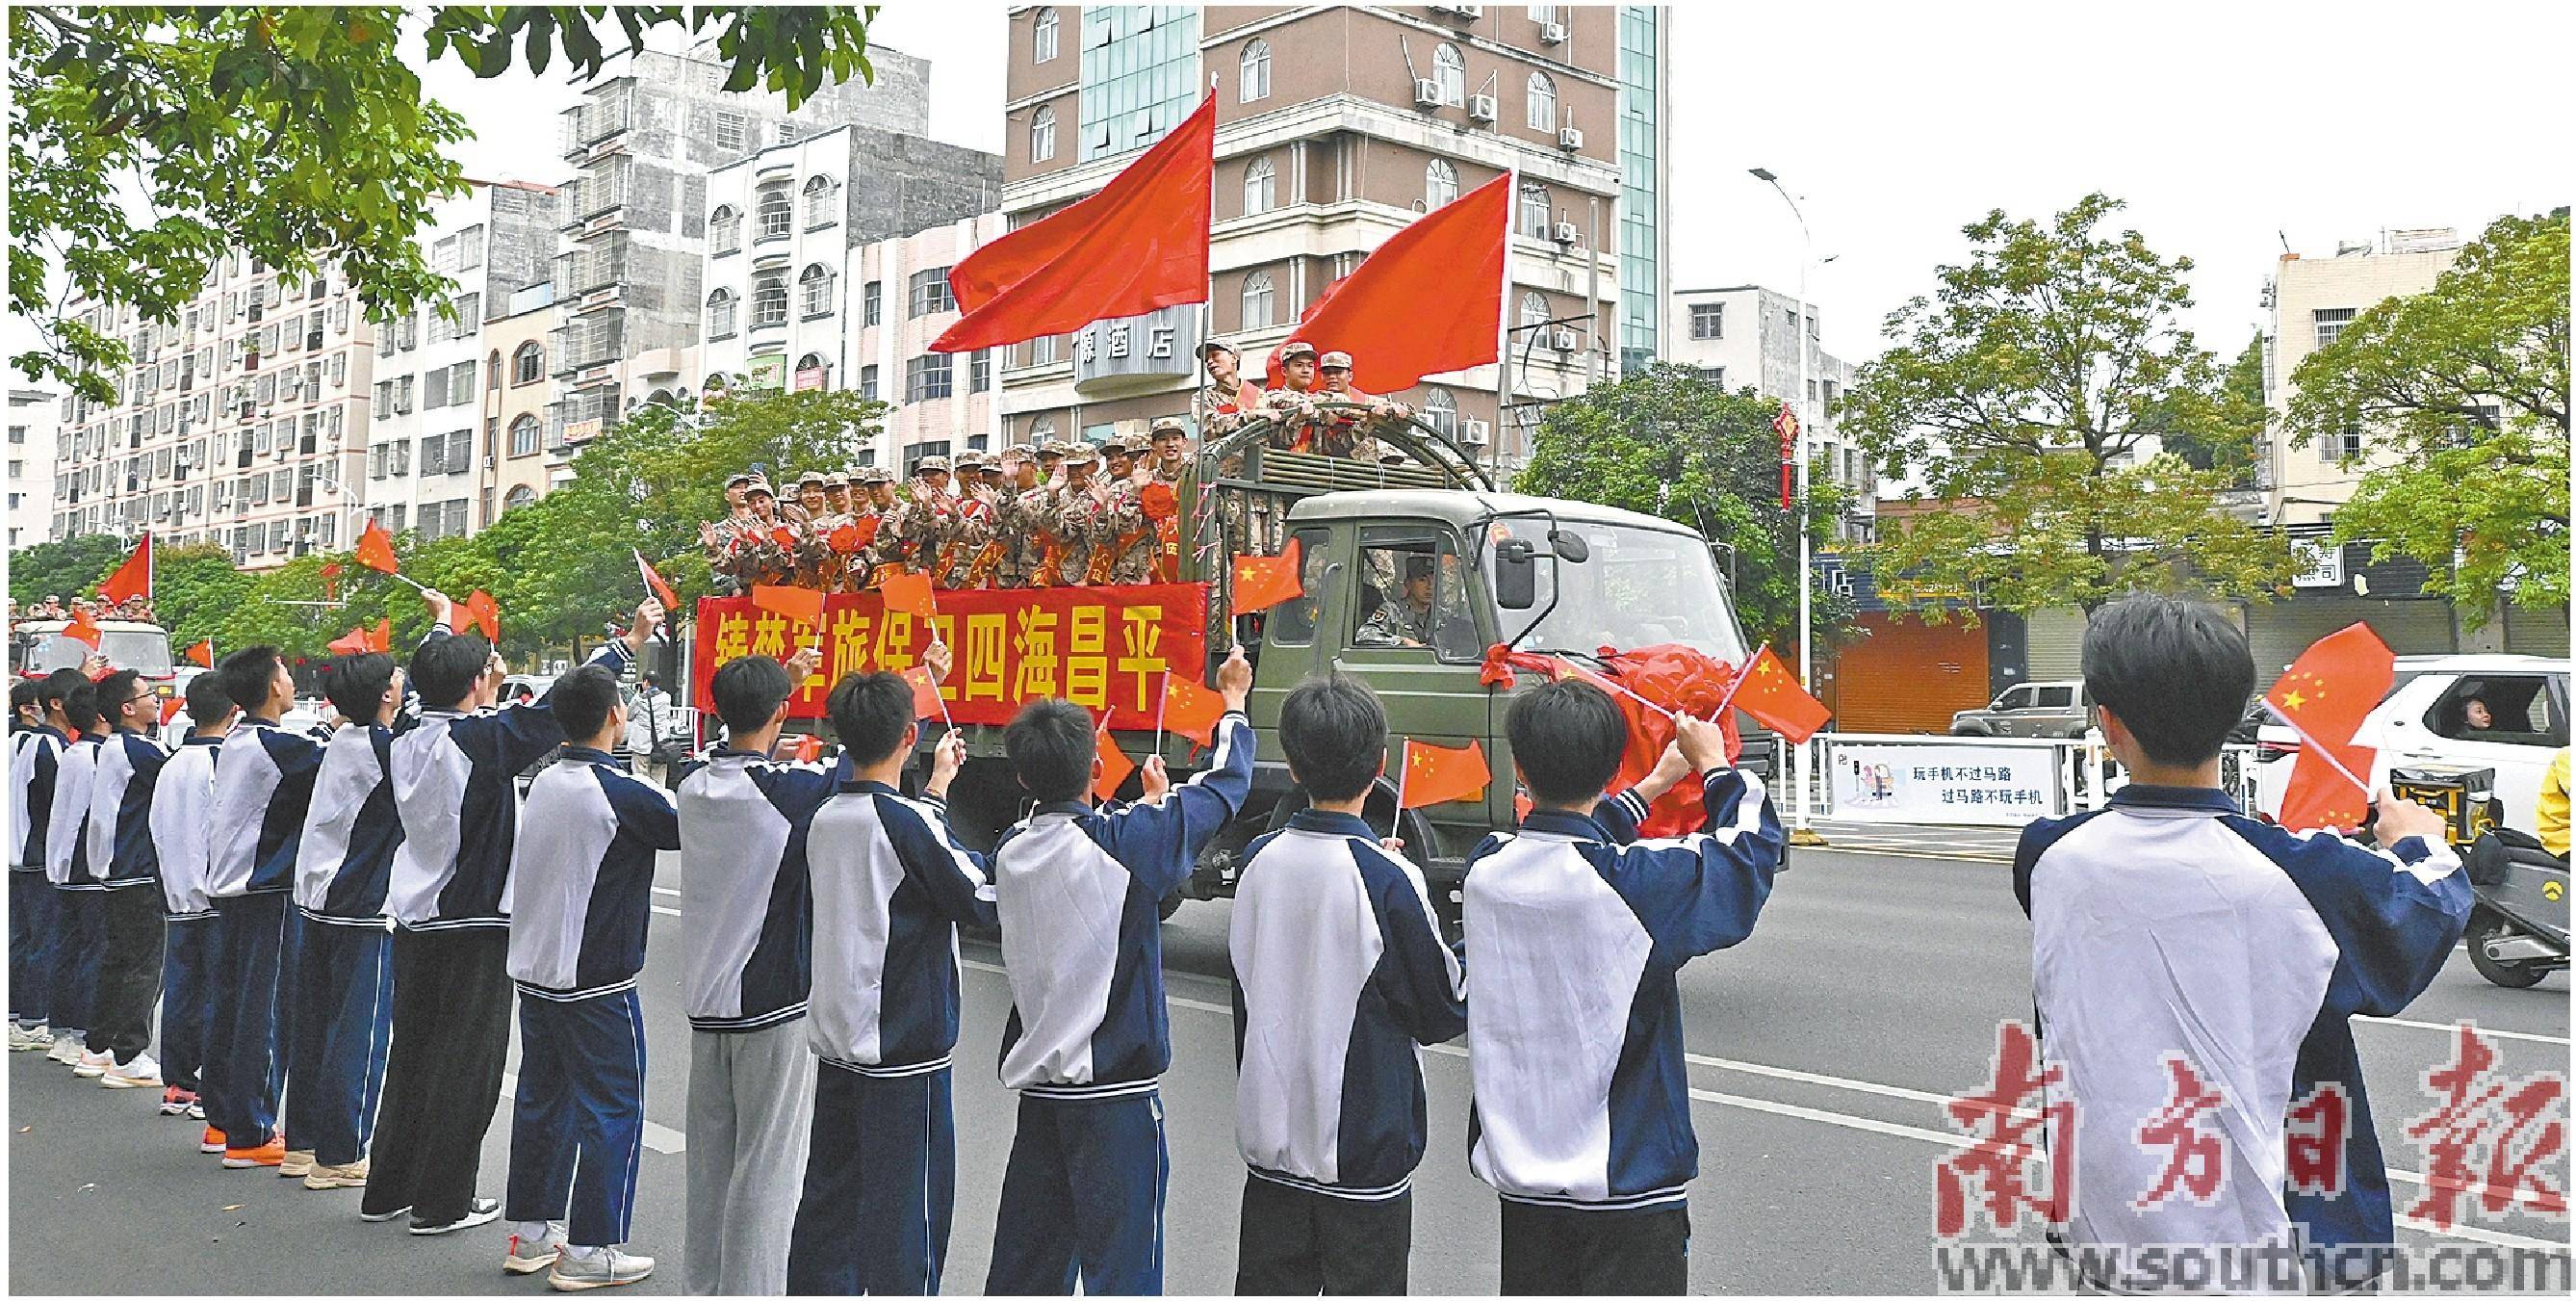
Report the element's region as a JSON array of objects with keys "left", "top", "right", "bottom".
[{"left": 1395, "top": 738, "right": 1411, "bottom": 813}]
